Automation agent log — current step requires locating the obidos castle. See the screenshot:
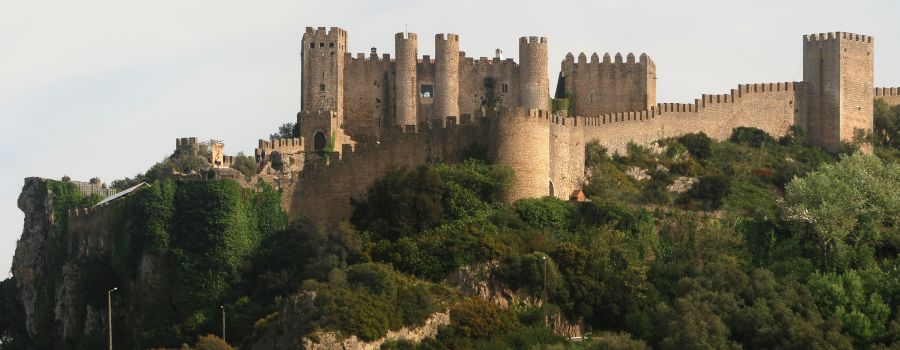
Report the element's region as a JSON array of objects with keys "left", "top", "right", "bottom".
[{"left": 214, "top": 27, "right": 899, "bottom": 223}]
